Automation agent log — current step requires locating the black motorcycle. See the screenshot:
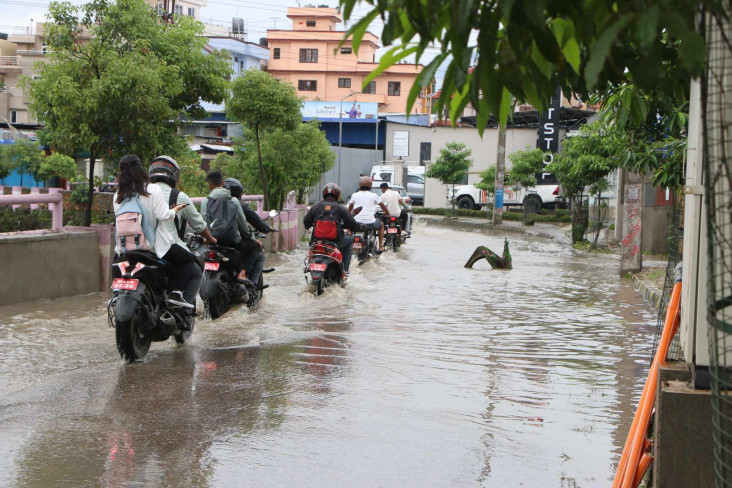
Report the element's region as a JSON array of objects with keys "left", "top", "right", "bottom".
[
  {"left": 383, "top": 214, "right": 403, "bottom": 251},
  {"left": 351, "top": 208, "right": 380, "bottom": 265},
  {"left": 304, "top": 239, "right": 346, "bottom": 296},
  {"left": 108, "top": 251, "right": 200, "bottom": 361}
]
